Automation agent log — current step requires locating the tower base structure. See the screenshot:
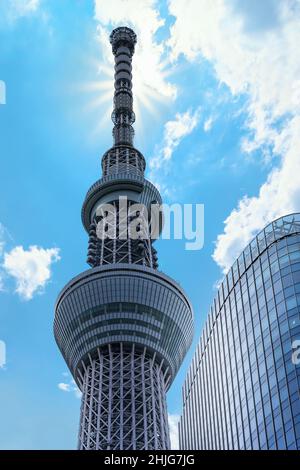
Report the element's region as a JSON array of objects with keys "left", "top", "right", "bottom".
[
  {"left": 54, "top": 264, "right": 193, "bottom": 450},
  {"left": 79, "top": 343, "right": 170, "bottom": 450}
]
